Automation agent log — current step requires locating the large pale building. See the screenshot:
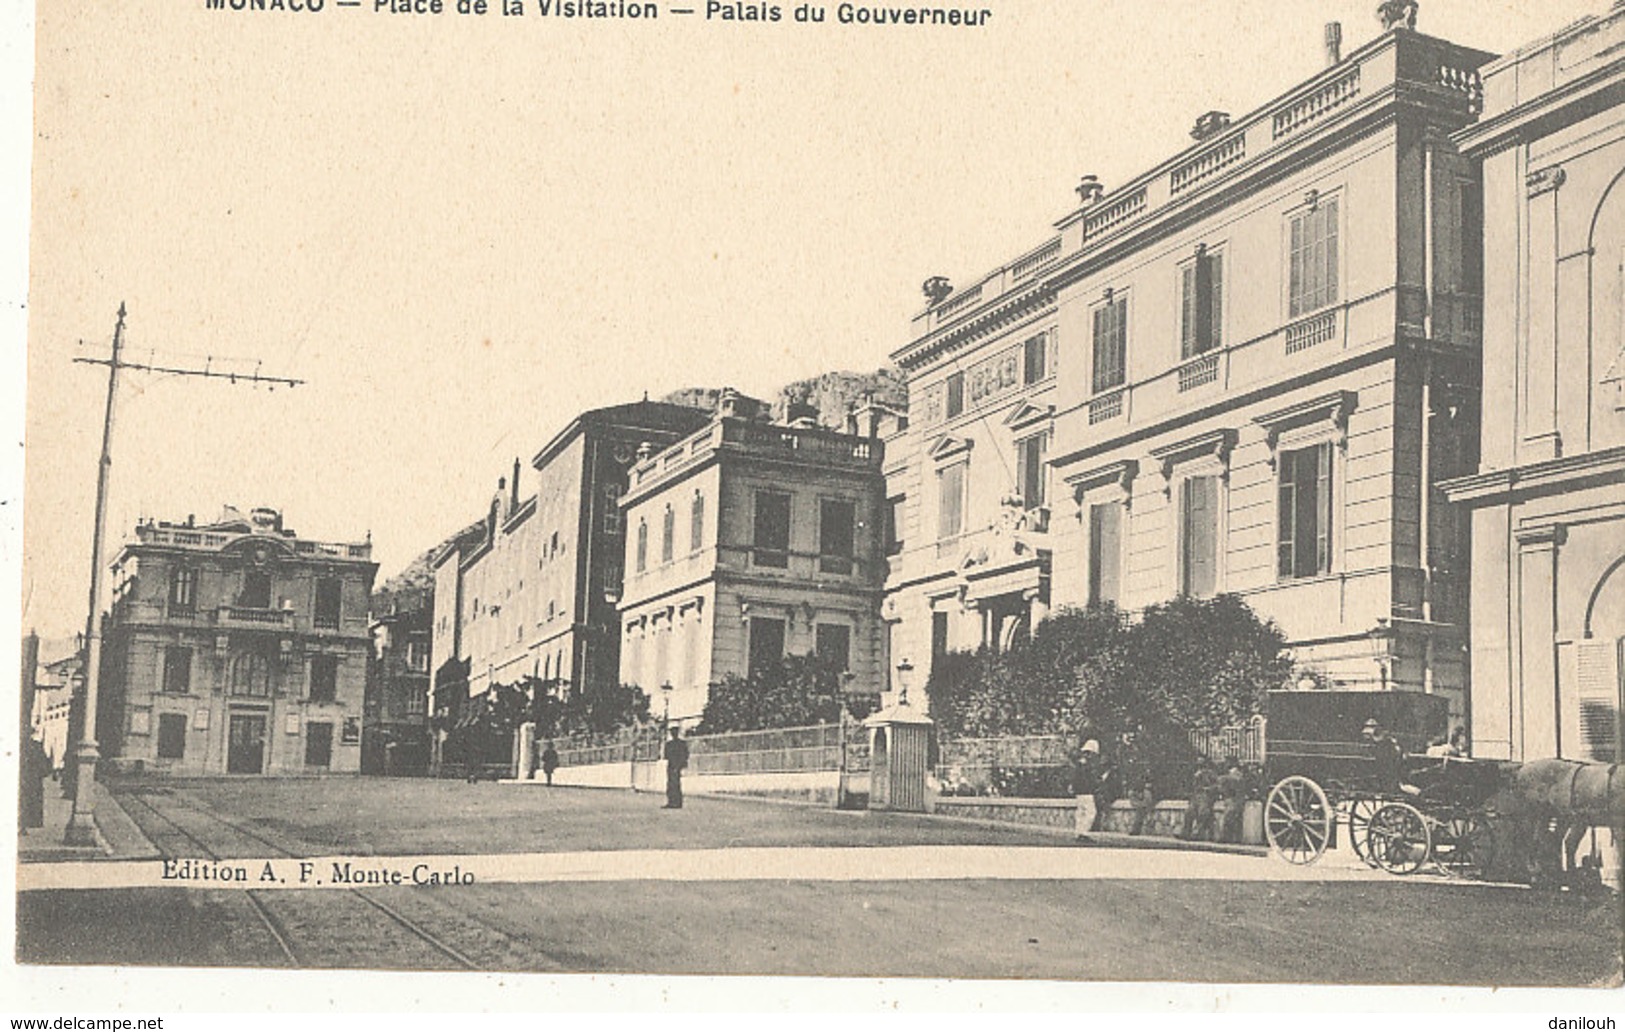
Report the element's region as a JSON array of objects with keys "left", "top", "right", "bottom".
[
  {"left": 885, "top": 15, "right": 1493, "bottom": 729},
  {"left": 429, "top": 402, "right": 711, "bottom": 721},
  {"left": 98, "top": 507, "right": 377, "bottom": 775},
  {"left": 1441, "top": 6, "right": 1625, "bottom": 762},
  {"left": 618, "top": 391, "right": 889, "bottom": 723}
]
